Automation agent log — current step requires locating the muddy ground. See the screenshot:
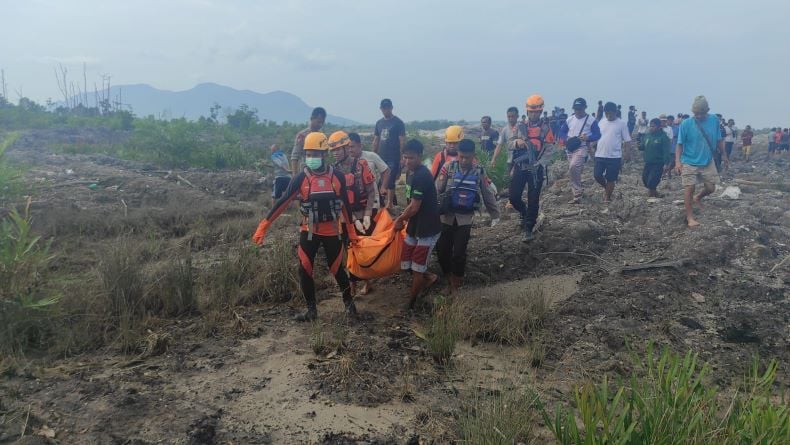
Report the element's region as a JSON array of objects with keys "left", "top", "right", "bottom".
[{"left": 1, "top": 130, "right": 788, "bottom": 444}]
